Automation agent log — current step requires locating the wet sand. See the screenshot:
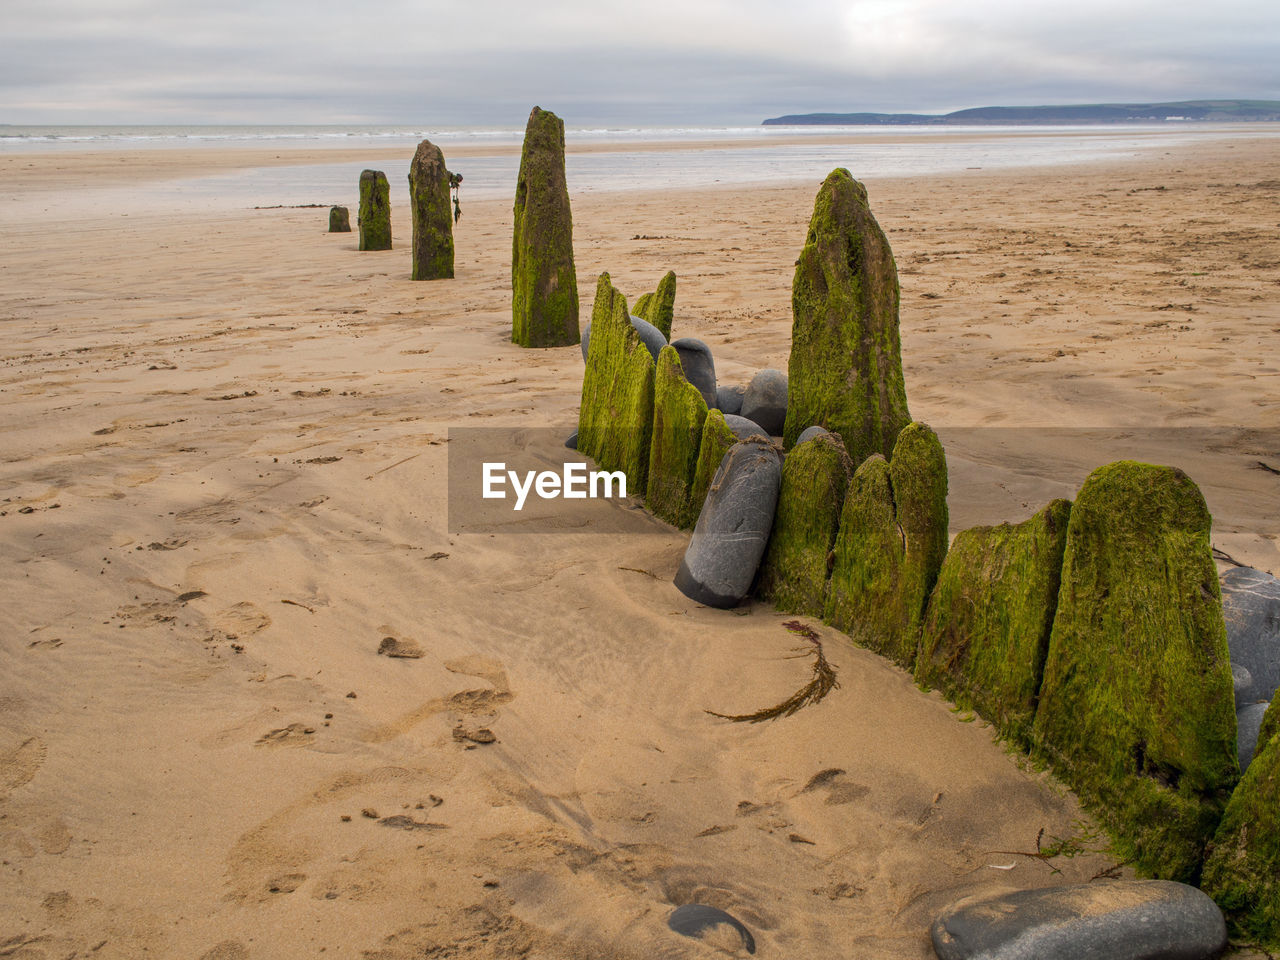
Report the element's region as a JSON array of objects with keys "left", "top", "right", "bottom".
[{"left": 1, "top": 132, "right": 1277, "bottom": 958}]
